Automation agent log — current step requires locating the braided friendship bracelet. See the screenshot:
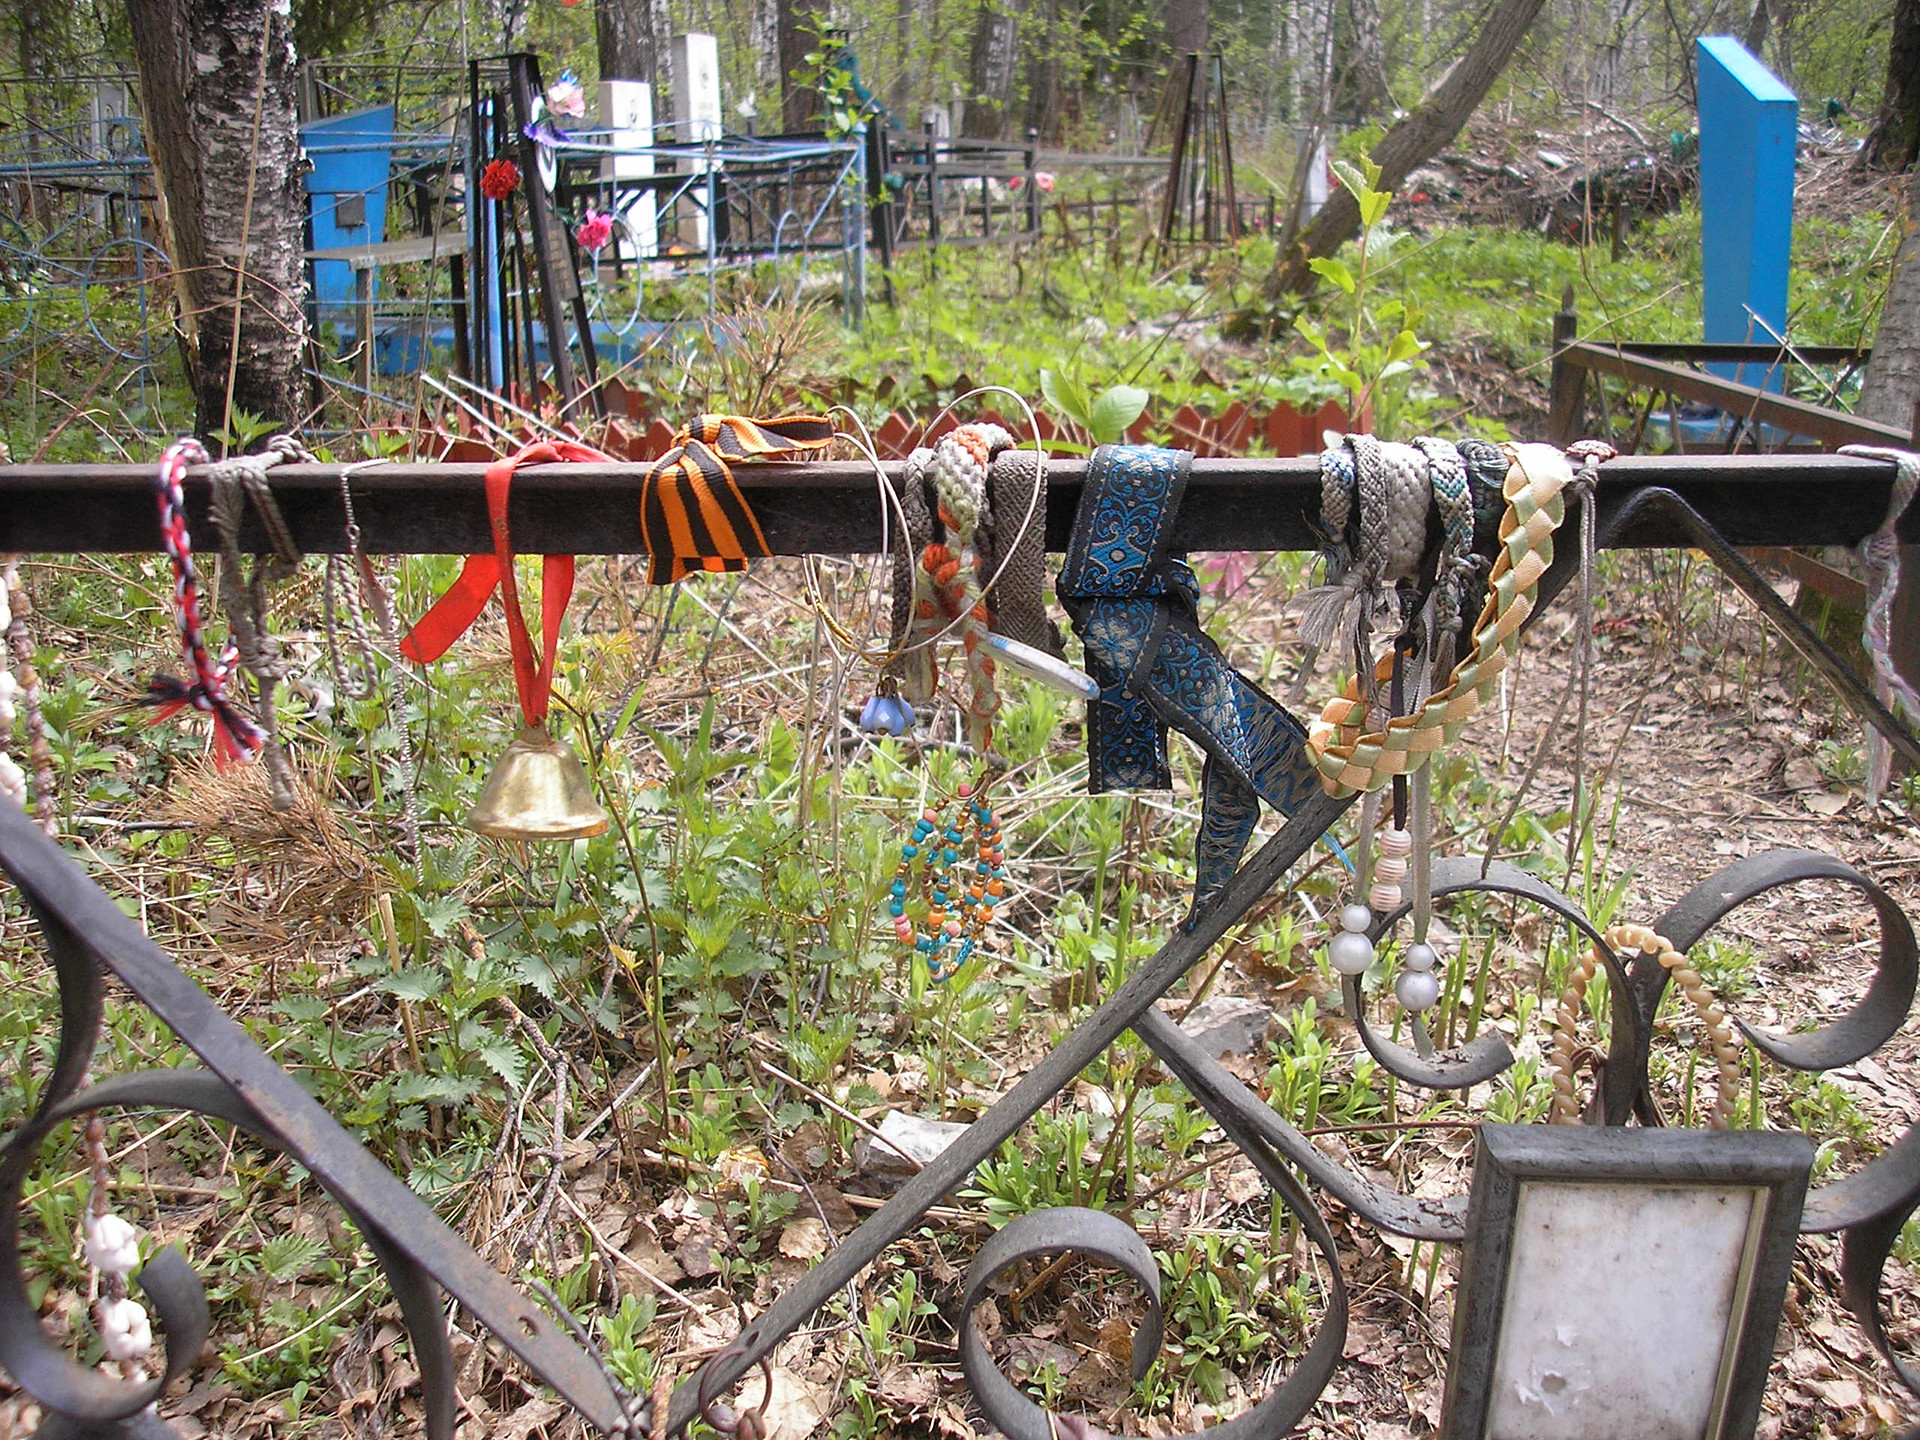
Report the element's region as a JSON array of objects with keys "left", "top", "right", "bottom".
[
  {"left": 1306, "top": 442, "right": 1575, "bottom": 796},
  {"left": 899, "top": 424, "right": 1015, "bottom": 756},
  {"left": 143, "top": 438, "right": 267, "bottom": 763},
  {"left": 1548, "top": 922, "right": 1742, "bottom": 1129}
]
